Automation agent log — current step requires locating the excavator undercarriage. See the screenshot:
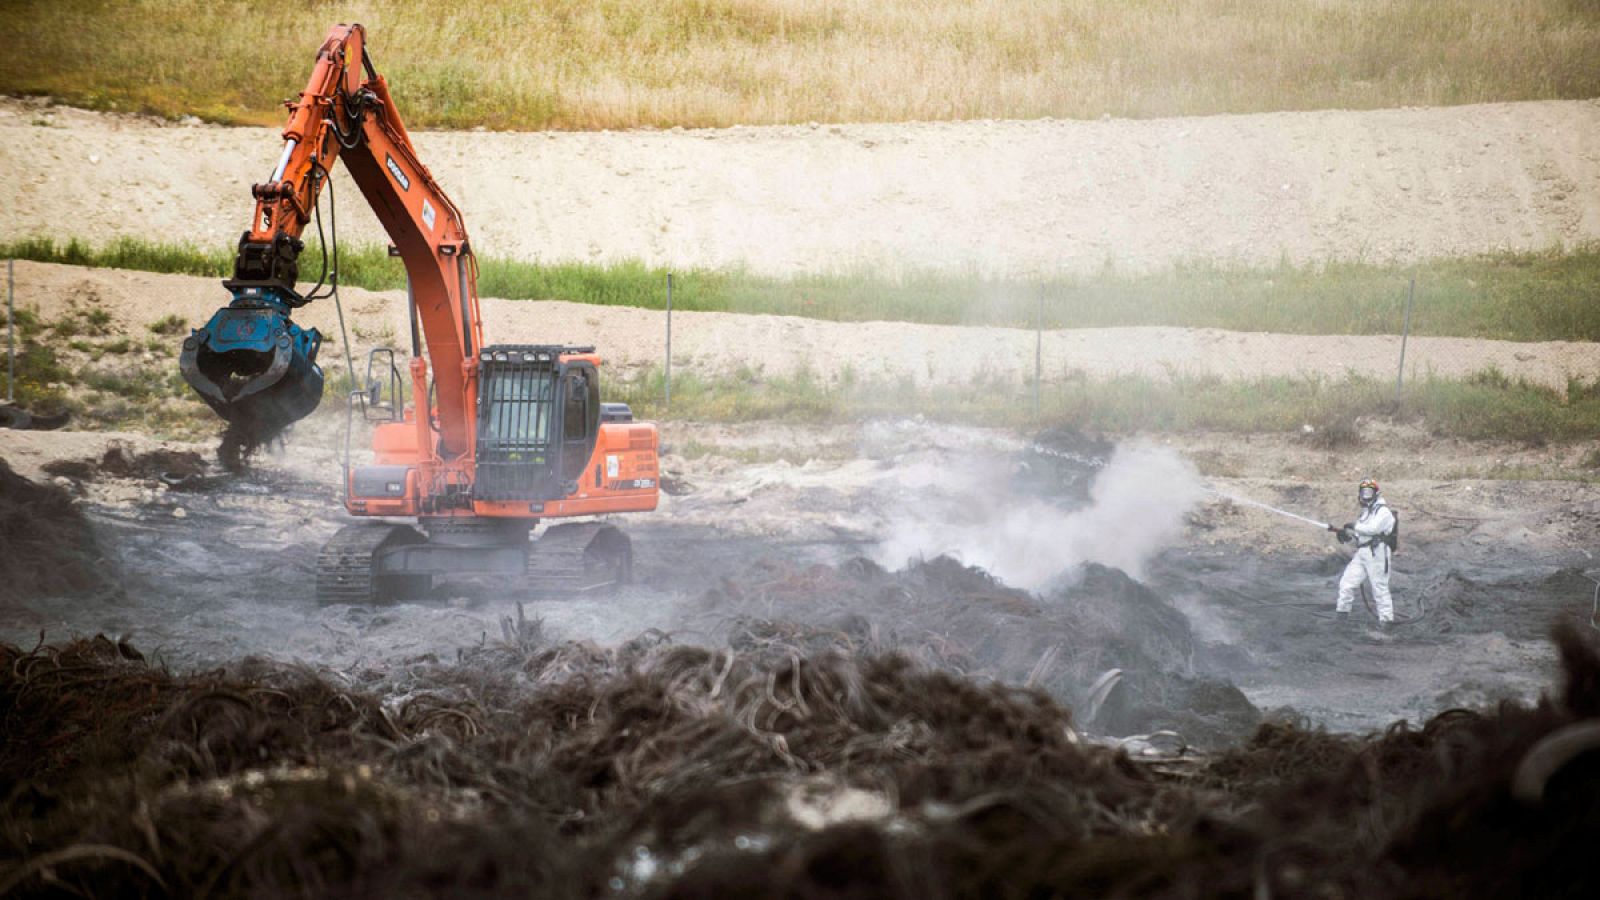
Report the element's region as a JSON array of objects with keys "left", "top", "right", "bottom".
[{"left": 315, "top": 520, "right": 633, "bottom": 604}]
